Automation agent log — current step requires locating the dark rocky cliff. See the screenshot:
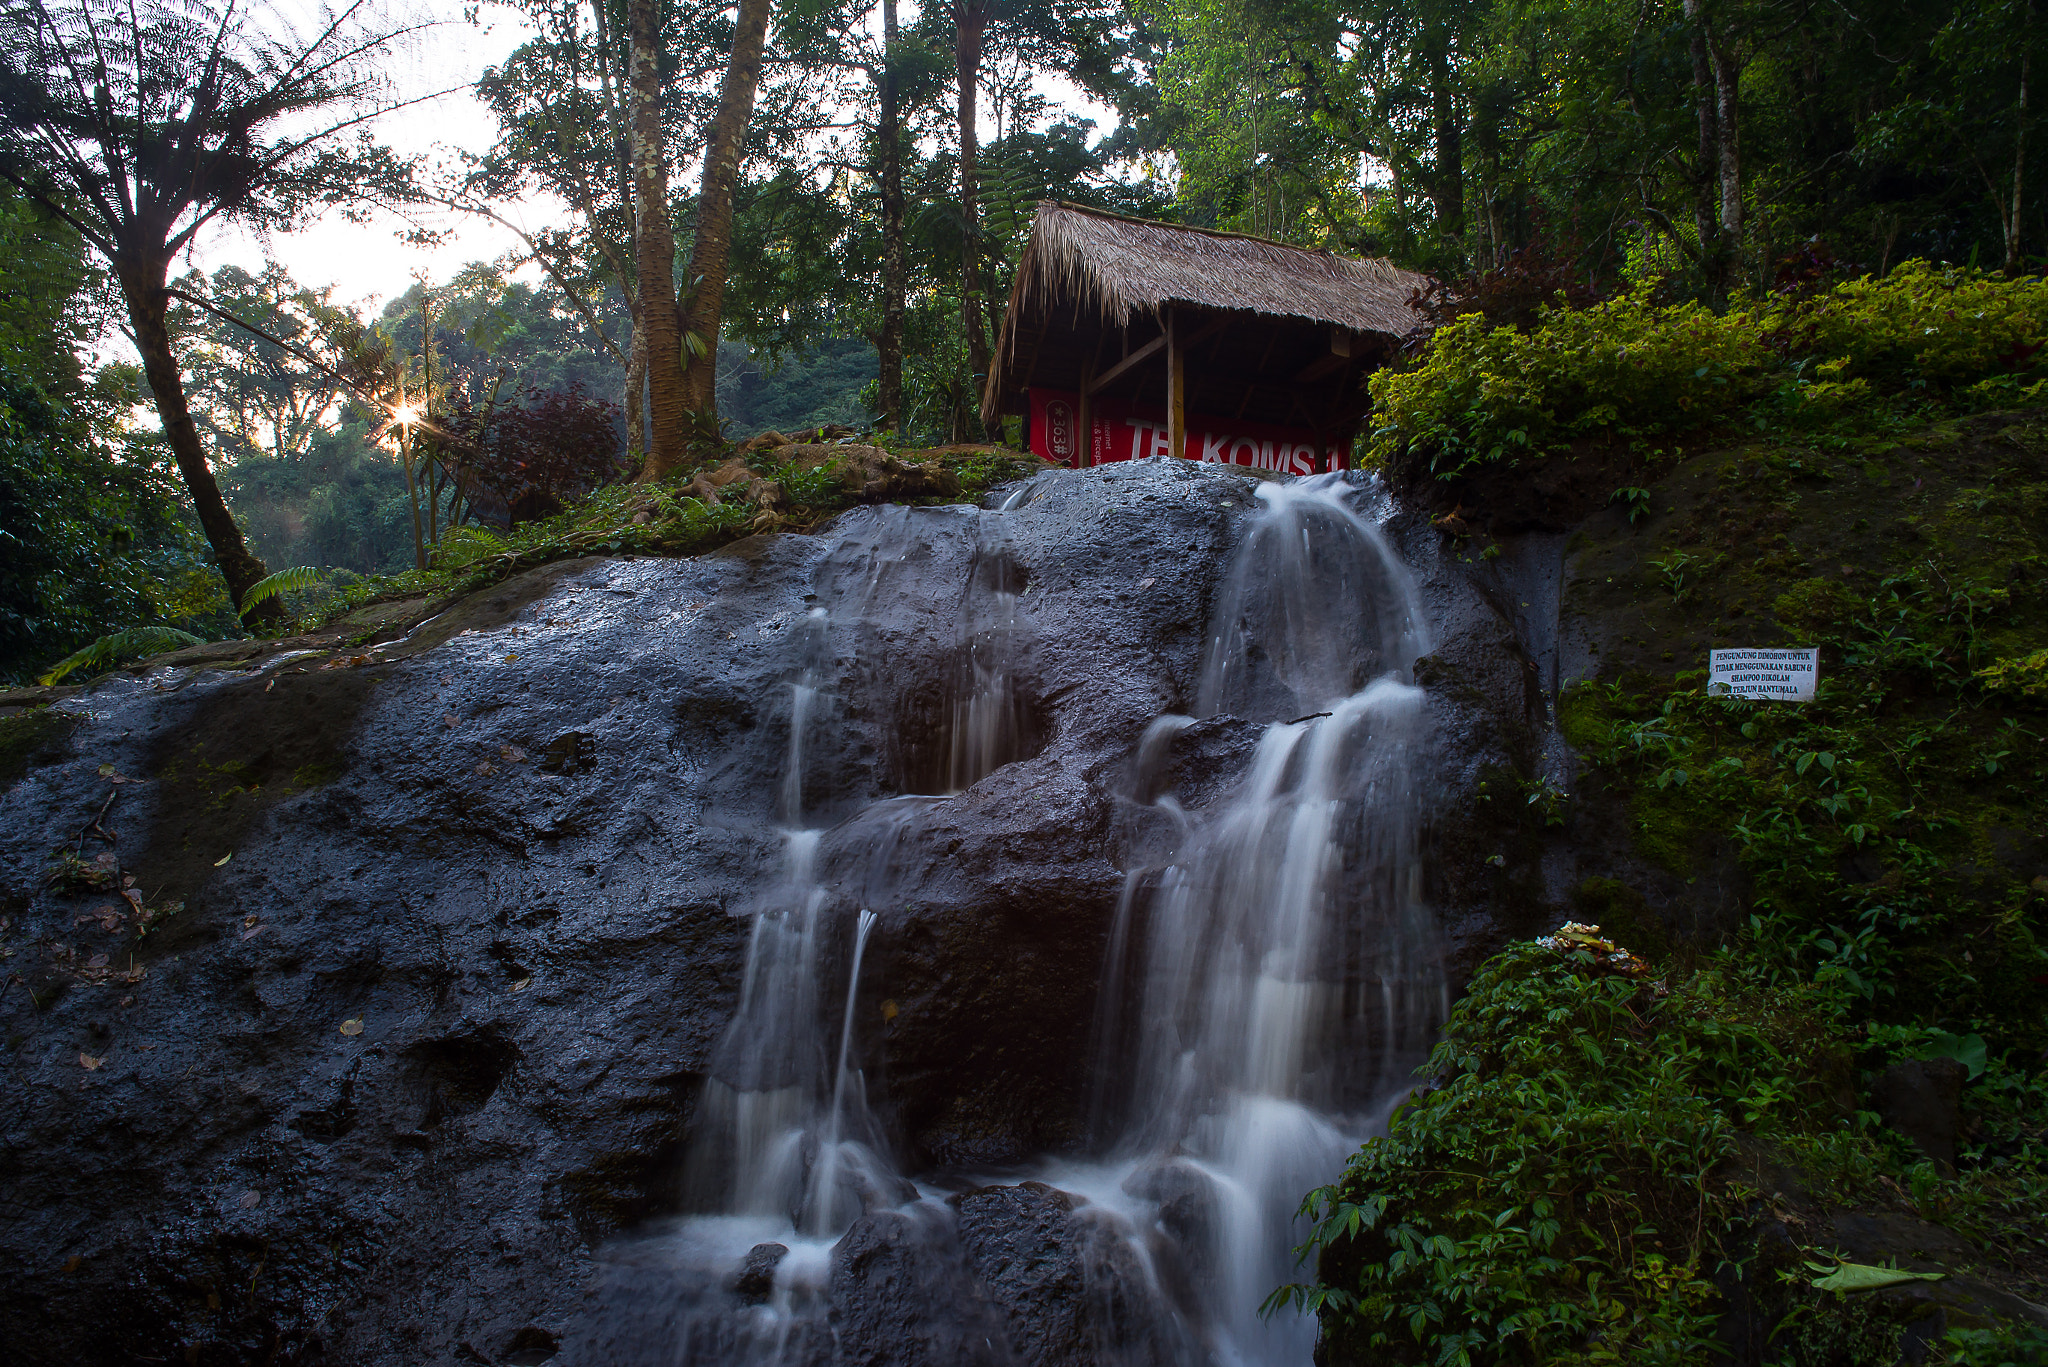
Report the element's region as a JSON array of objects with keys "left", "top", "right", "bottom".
[{"left": 0, "top": 460, "right": 1561, "bottom": 1366}]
